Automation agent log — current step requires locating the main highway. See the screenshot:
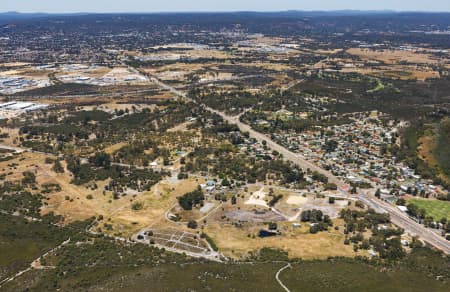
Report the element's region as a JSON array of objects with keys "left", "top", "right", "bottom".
[{"left": 147, "top": 72, "right": 450, "bottom": 254}]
